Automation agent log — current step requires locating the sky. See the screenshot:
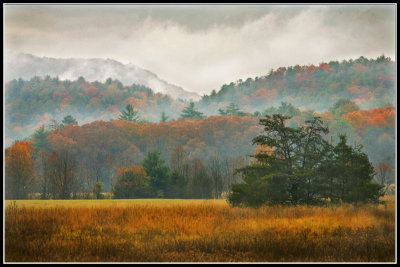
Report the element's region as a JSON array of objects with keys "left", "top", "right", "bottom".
[{"left": 4, "top": 4, "right": 396, "bottom": 95}]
